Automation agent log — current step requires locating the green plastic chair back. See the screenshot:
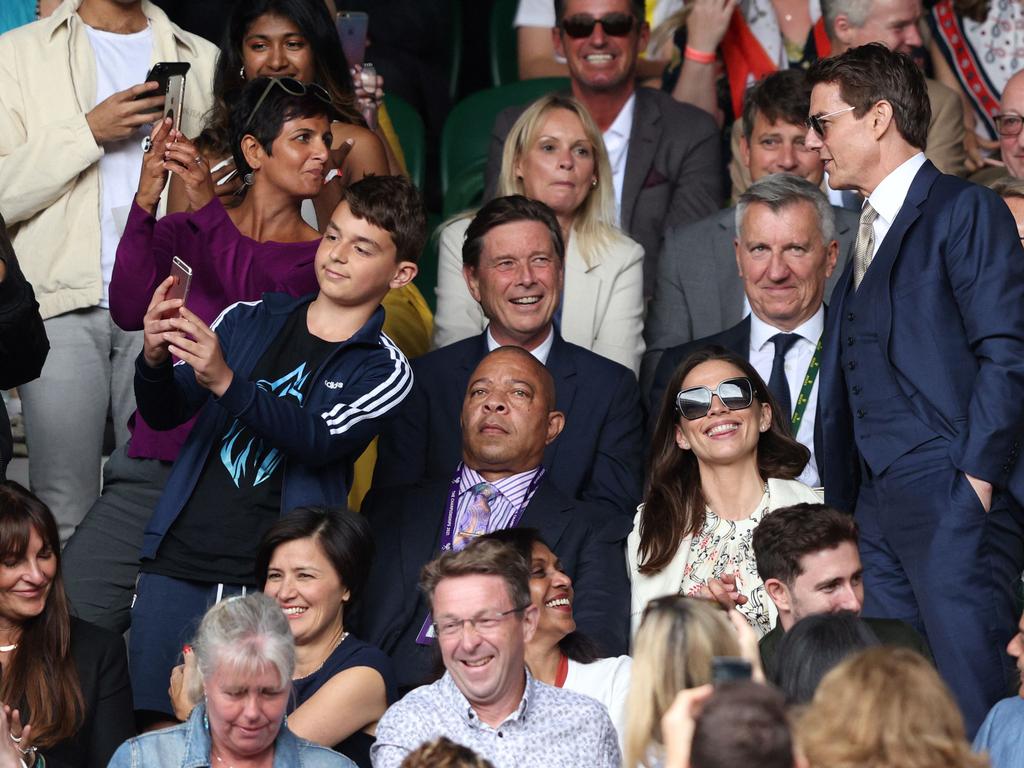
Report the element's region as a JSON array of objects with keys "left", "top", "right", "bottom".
[
  {"left": 414, "top": 212, "right": 444, "bottom": 313},
  {"left": 440, "top": 77, "right": 570, "bottom": 207},
  {"left": 381, "top": 93, "right": 425, "bottom": 189},
  {"left": 490, "top": 0, "right": 519, "bottom": 86}
]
